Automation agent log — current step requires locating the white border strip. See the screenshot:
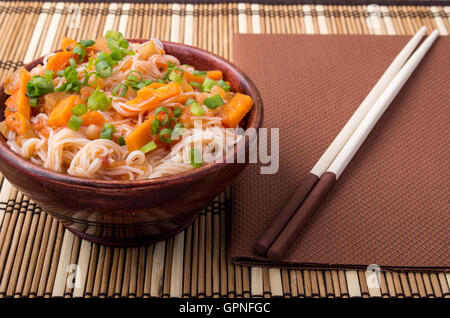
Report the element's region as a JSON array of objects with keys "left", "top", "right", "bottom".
[
  {"left": 430, "top": 6, "right": 448, "bottom": 35},
  {"left": 303, "top": 5, "right": 315, "bottom": 34},
  {"left": 184, "top": 4, "right": 194, "bottom": 45},
  {"left": 170, "top": 3, "right": 181, "bottom": 43}
]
